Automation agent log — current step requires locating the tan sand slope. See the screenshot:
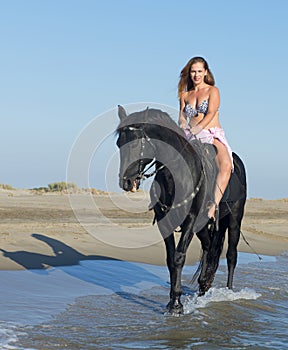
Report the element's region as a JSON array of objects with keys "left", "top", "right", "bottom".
[{"left": 0, "top": 190, "right": 287, "bottom": 270}]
